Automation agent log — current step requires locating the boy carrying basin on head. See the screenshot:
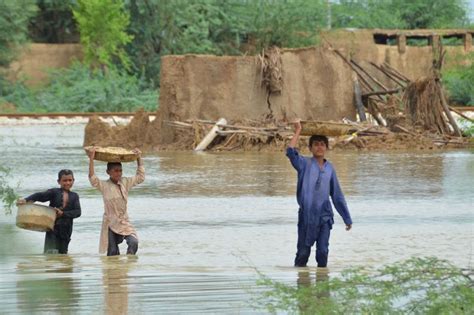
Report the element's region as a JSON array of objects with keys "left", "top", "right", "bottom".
[
  {"left": 17, "top": 169, "right": 82, "bottom": 254},
  {"left": 88, "top": 147, "right": 145, "bottom": 256},
  {"left": 286, "top": 120, "right": 352, "bottom": 268}
]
